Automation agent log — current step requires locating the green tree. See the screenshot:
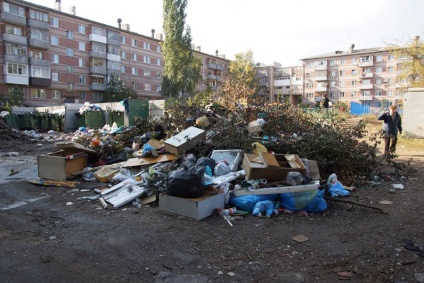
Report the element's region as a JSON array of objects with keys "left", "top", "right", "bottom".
[
  {"left": 161, "top": 0, "right": 202, "bottom": 98},
  {"left": 7, "top": 86, "right": 25, "bottom": 107},
  {"left": 390, "top": 36, "right": 424, "bottom": 88},
  {"left": 103, "top": 72, "right": 136, "bottom": 102},
  {"left": 219, "top": 50, "right": 258, "bottom": 110}
]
